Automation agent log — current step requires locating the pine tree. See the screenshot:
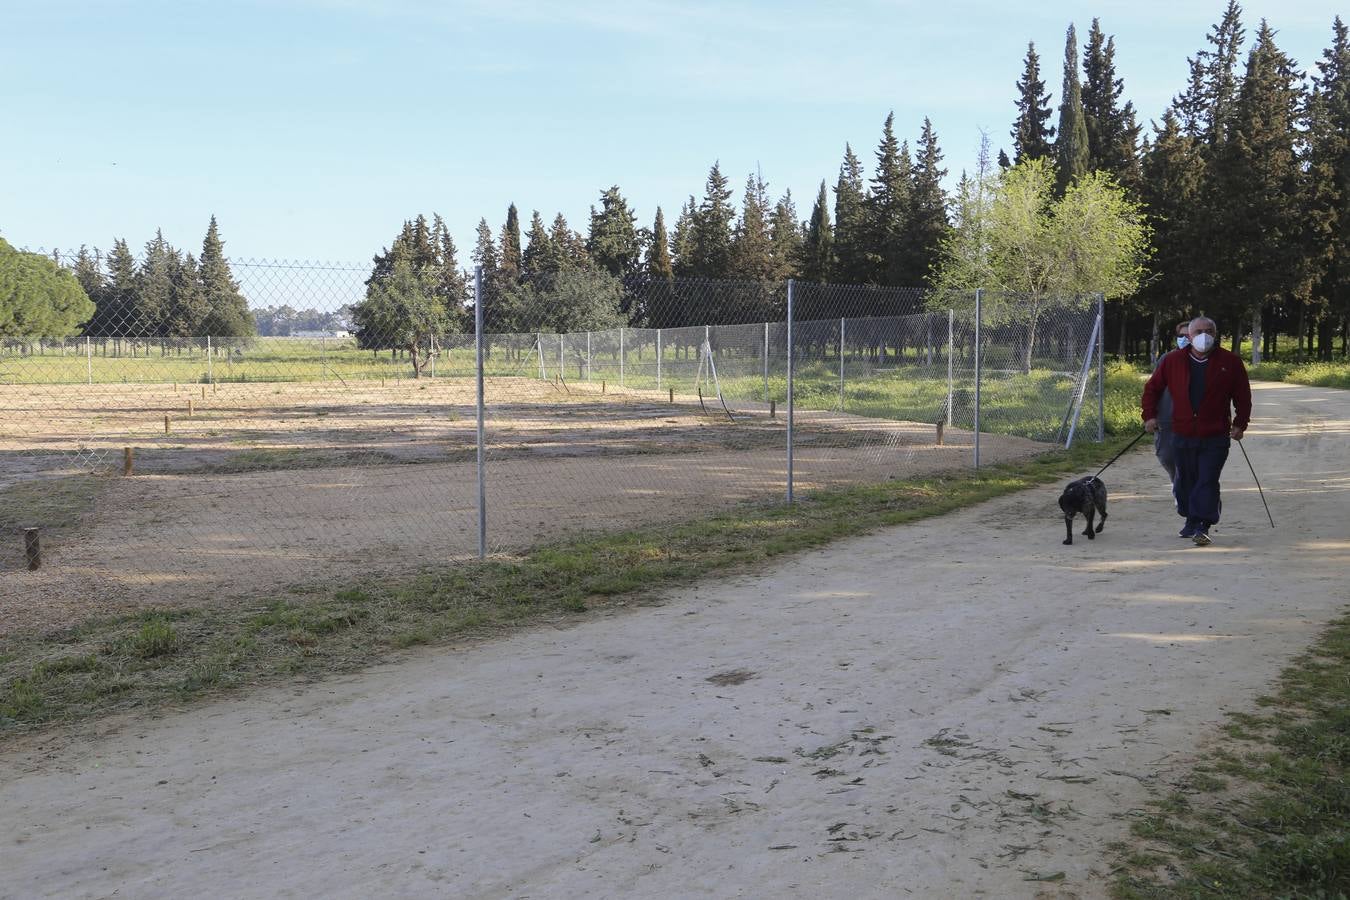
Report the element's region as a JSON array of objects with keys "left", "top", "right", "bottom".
[
  {"left": 1082, "top": 19, "right": 1142, "bottom": 187},
  {"left": 831, "top": 144, "right": 869, "bottom": 282},
  {"left": 687, "top": 162, "right": 736, "bottom": 279},
  {"left": 1174, "top": 1, "right": 1246, "bottom": 144},
  {"left": 906, "top": 118, "right": 951, "bottom": 287},
  {"left": 1140, "top": 110, "right": 1207, "bottom": 324},
  {"left": 867, "top": 113, "right": 913, "bottom": 284},
  {"left": 1212, "top": 20, "right": 1305, "bottom": 355},
  {"left": 72, "top": 247, "right": 108, "bottom": 335},
  {"left": 731, "top": 171, "right": 774, "bottom": 280},
  {"left": 471, "top": 218, "right": 499, "bottom": 277},
  {"left": 550, "top": 213, "right": 589, "bottom": 270},
  {"left": 586, "top": 186, "right": 640, "bottom": 278},
  {"left": 136, "top": 231, "right": 175, "bottom": 339},
  {"left": 671, "top": 198, "right": 697, "bottom": 276},
  {"left": 645, "top": 207, "right": 680, "bottom": 329},
  {"left": 102, "top": 239, "right": 139, "bottom": 337},
  {"left": 768, "top": 190, "right": 802, "bottom": 282},
  {"left": 499, "top": 204, "right": 523, "bottom": 285},
  {"left": 1307, "top": 17, "right": 1350, "bottom": 358},
  {"left": 799, "top": 181, "right": 833, "bottom": 282},
  {"left": 522, "top": 211, "right": 554, "bottom": 281},
  {"left": 1055, "top": 23, "right": 1091, "bottom": 196},
  {"left": 1012, "top": 42, "right": 1056, "bottom": 163},
  {"left": 198, "top": 216, "right": 253, "bottom": 337}
]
